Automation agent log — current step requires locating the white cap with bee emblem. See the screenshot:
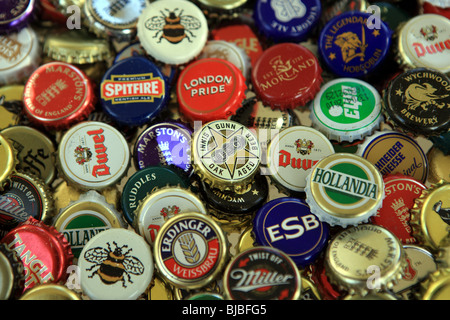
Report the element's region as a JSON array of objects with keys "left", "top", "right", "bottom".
[
  {"left": 137, "top": 0, "right": 209, "bottom": 65},
  {"left": 79, "top": 228, "right": 154, "bottom": 300}
]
